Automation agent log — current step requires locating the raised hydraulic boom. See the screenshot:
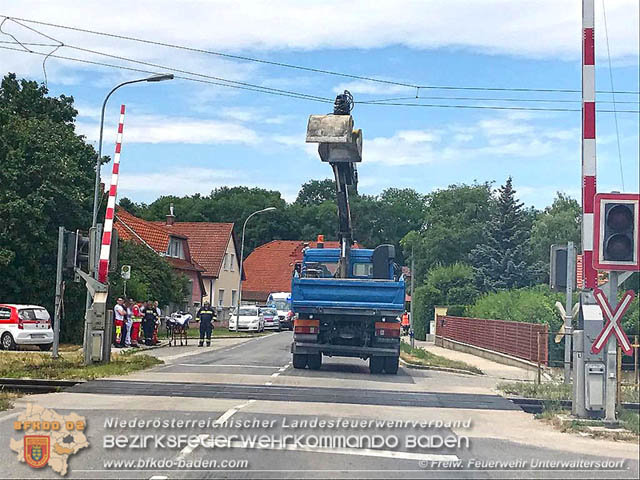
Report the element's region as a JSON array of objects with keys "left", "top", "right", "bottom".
[{"left": 305, "top": 91, "right": 362, "bottom": 278}]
